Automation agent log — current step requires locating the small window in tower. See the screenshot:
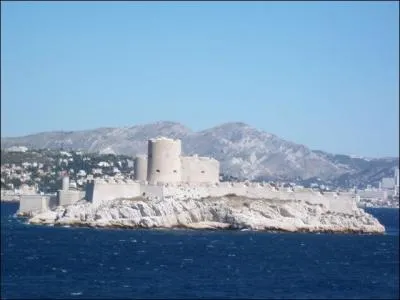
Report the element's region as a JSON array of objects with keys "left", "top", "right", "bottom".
[
  {"left": 156, "top": 169, "right": 160, "bottom": 173},
  {"left": 201, "top": 170, "right": 205, "bottom": 174},
  {"left": 173, "top": 170, "right": 177, "bottom": 173}
]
